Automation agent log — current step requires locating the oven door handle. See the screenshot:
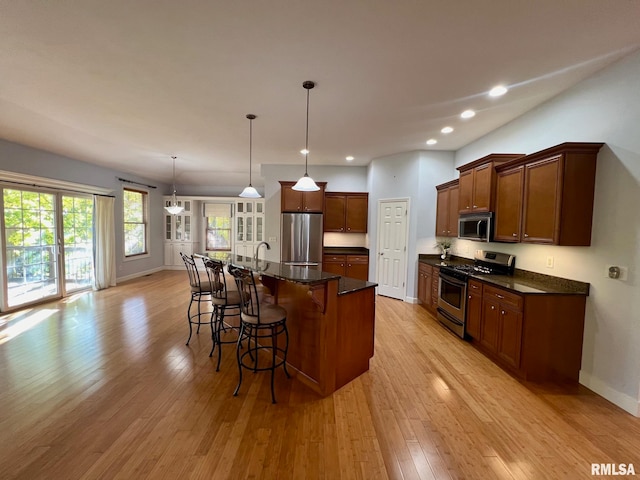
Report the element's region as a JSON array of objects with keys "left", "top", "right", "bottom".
[{"left": 439, "top": 272, "right": 468, "bottom": 287}]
